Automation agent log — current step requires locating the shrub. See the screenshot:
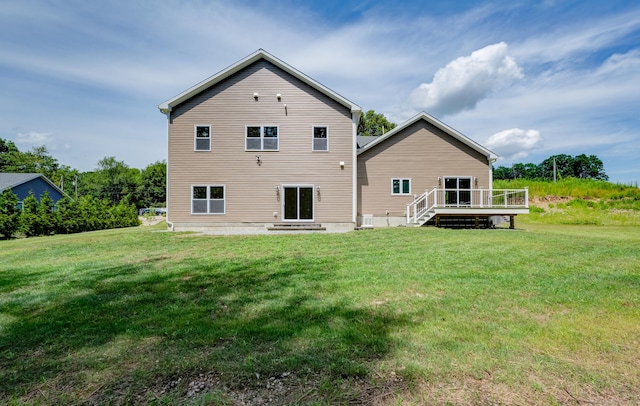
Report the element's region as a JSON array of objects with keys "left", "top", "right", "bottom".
[
  {"left": 55, "top": 197, "right": 80, "bottom": 234},
  {"left": 37, "top": 191, "right": 56, "bottom": 236},
  {"left": 0, "top": 189, "right": 20, "bottom": 238},
  {"left": 529, "top": 205, "right": 545, "bottom": 213},
  {"left": 20, "top": 193, "right": 39, "bottom": 237}
]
